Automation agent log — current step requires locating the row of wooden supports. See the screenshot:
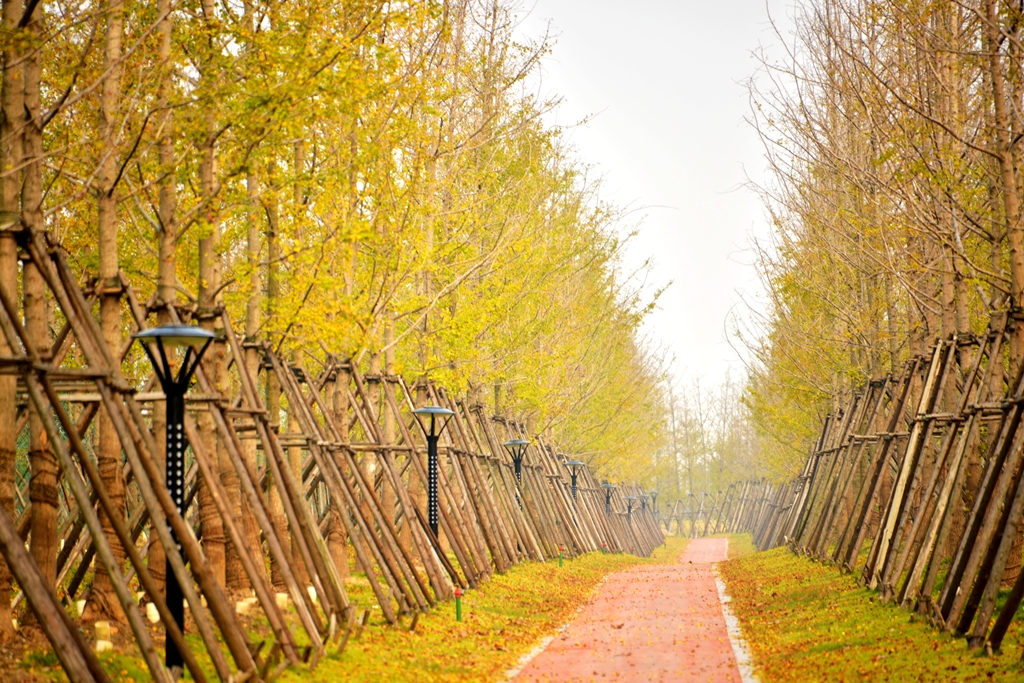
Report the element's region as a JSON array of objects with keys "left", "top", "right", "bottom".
[
  {"left": 662, "top": 479, "right": 795, "bottom": 550},
  {"left": 0, "top": 229, "right": 663, "bottom": 682},
  {"left": 765, "top": 322, "right": 1024, "bottom": 657}
]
